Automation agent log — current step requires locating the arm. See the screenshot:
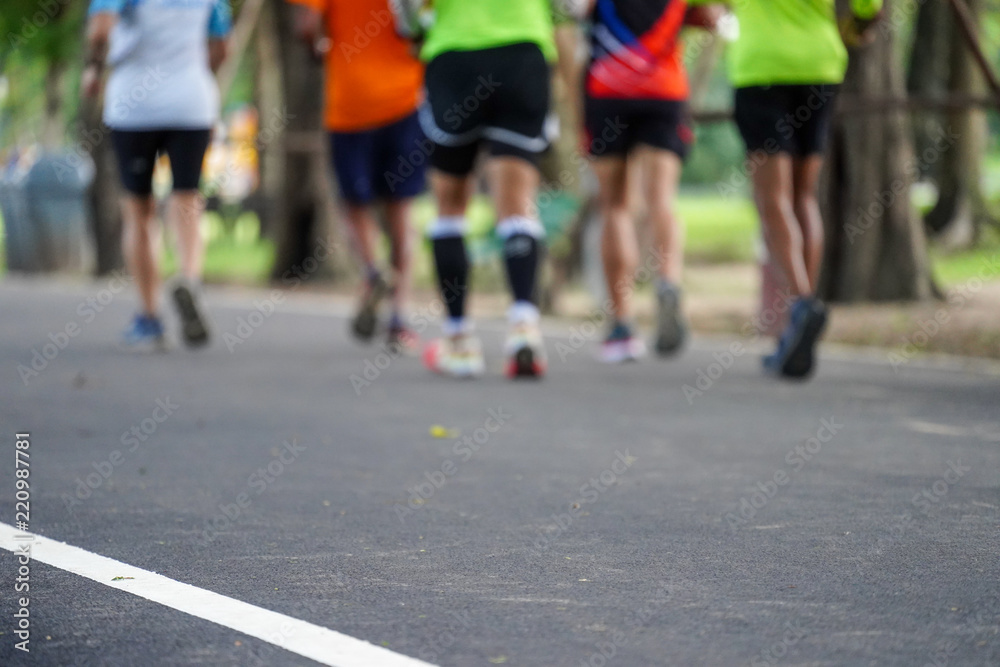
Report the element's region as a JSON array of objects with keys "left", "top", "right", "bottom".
[
  {"left": 840, "top": 0, "right": 883, "bottom": 47},
  {"left": 207, "top": 0, "right": 232, "bottom": 73},
  {"left": 81, "top": 2, "right": 120, "bottom": 99},
  {"left": 293, "top": 5, "right": 322, "bottom": 45},
  {"left": 389, "top": 0, "right": 428, "bottom": 39},
  {"left": 684, "top": 3, "right": 727, "bottom": 30},
  {"left": 554, "top": 0, "right": 595, "bottom": 21}
]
